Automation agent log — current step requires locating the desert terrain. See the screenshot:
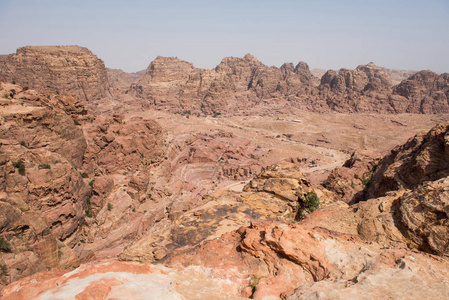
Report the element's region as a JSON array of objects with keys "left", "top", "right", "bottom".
[{"left": 0, "top": 46, "right": 448, "bottom": 299}]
